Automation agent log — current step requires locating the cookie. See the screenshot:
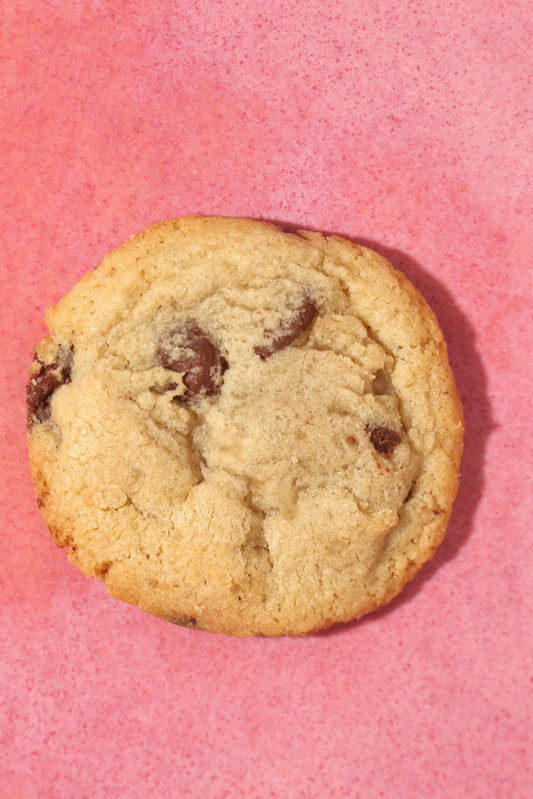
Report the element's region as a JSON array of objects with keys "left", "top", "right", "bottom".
[{"left": 26, "top": 217, "right": 464, "bottom": 636}]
